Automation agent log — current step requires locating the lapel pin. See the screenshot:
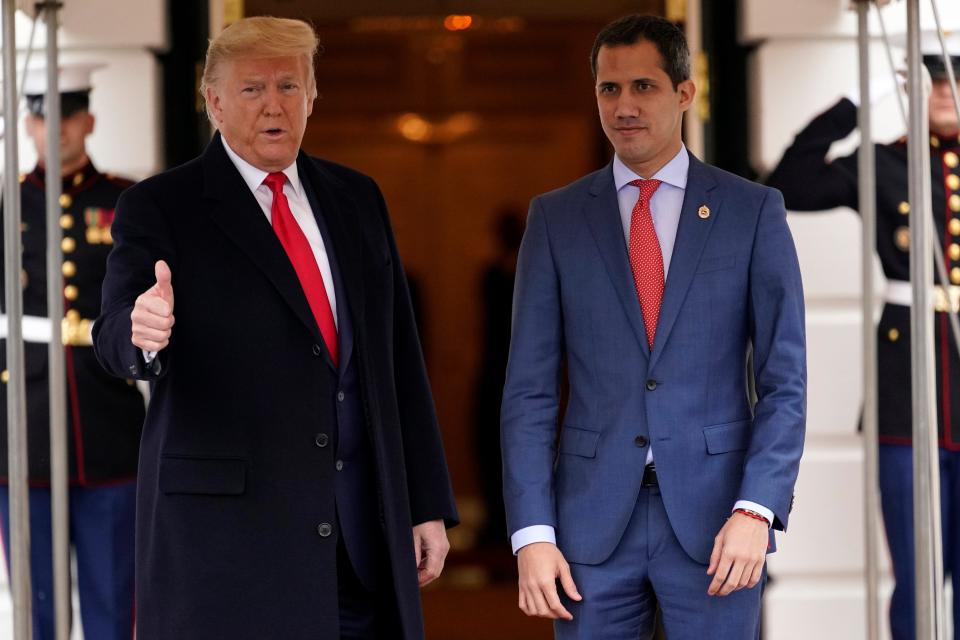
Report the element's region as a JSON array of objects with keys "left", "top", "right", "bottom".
[{"left": 698, "top": 205, "right": 710, "bottom": 219}]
